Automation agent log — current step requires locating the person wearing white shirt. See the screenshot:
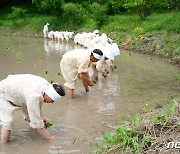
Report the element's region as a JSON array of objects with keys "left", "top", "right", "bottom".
[
  {"left": 60, "top": 48, "right": 103, "bottom": 98},
  {"left": 0, "top": 74, "right": 65, "bottom": 143},
  {"left": 43, "top": 23, "right": 50, "bottom": 38}
]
